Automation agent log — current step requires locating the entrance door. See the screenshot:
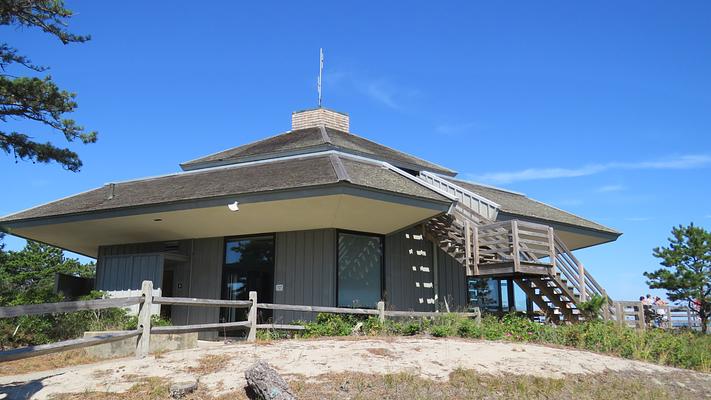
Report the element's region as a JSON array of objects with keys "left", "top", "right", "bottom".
[{"left": 221, "top": 236, "right": 274, "bottom": 324}]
